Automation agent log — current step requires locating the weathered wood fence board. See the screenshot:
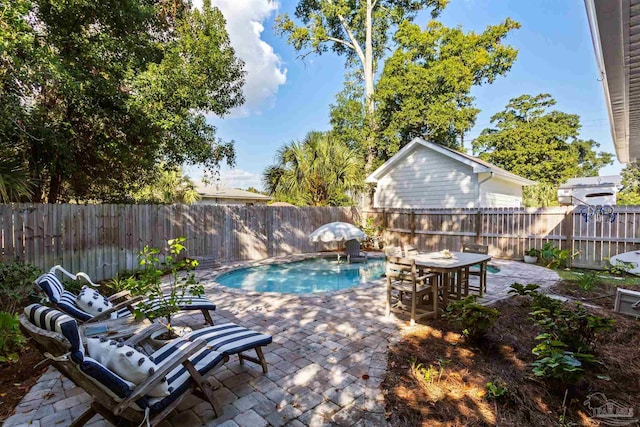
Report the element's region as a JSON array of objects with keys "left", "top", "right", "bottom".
[
  {"left": 363, "top": 206, "right": 640, "bottom": 270},
  {"left": 0, "top": 204, "right": 357, "bottom": 281}
]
